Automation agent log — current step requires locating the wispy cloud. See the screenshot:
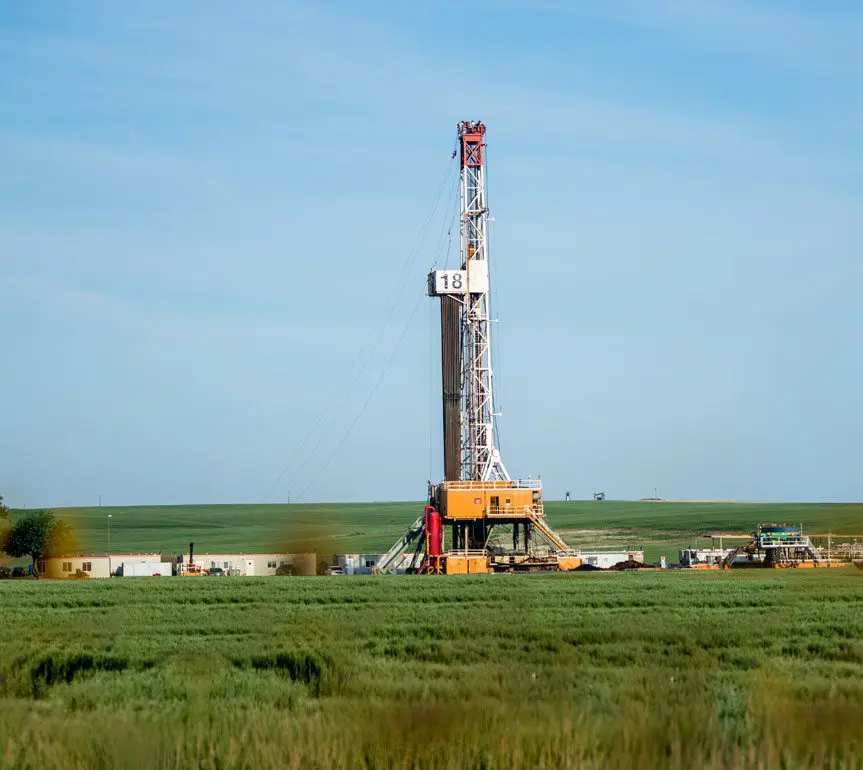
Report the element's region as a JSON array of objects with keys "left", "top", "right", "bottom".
[{"left": 499, "top": 0, "right": 863, "bottom": 73}]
